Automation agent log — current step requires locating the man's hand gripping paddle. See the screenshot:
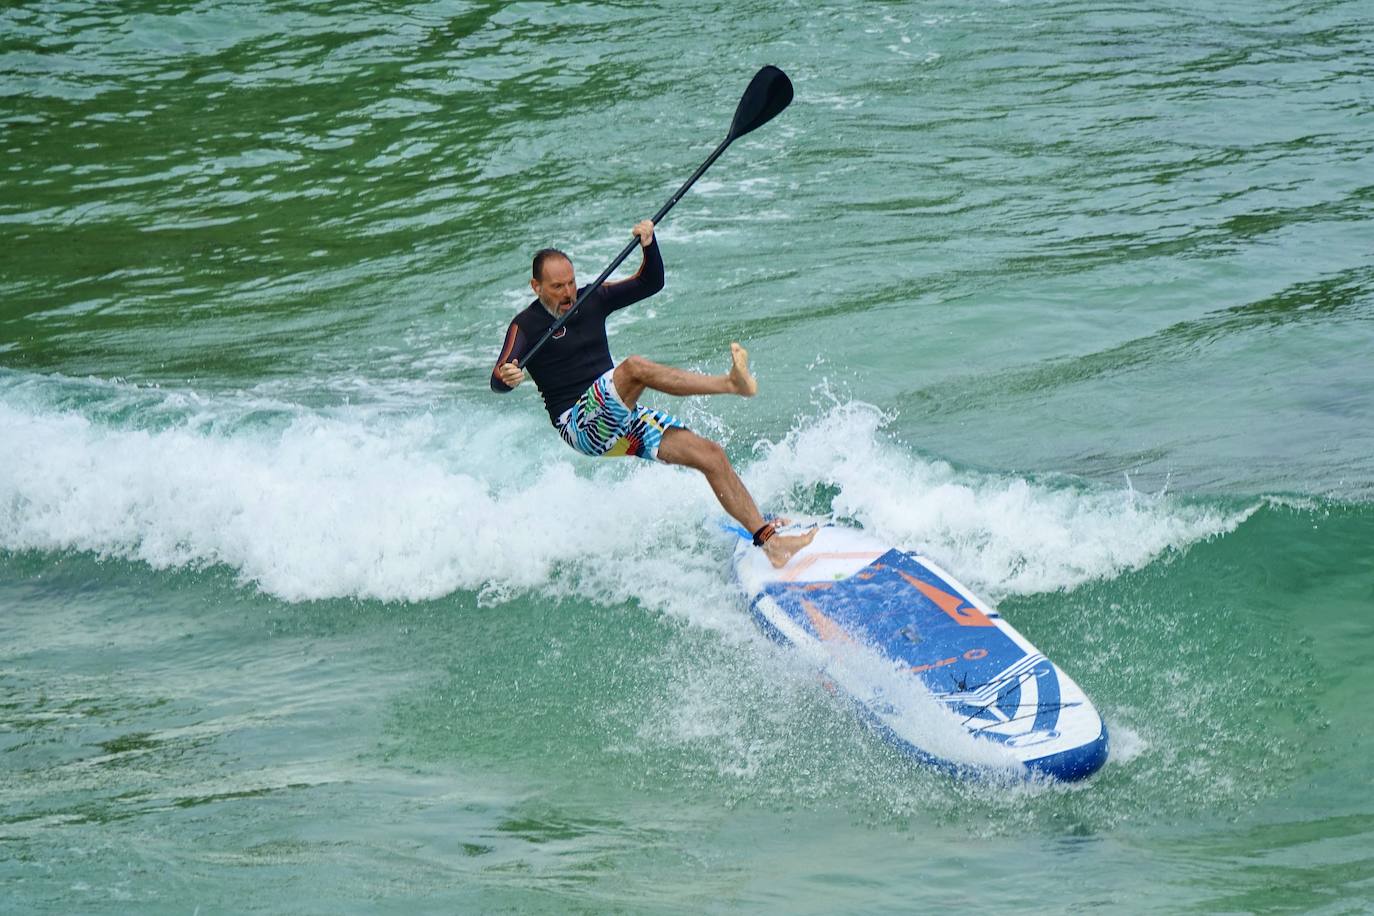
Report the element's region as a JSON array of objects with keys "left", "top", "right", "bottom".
[{"left": 516, "top": 65, "right": 794, "bottom": 369}]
